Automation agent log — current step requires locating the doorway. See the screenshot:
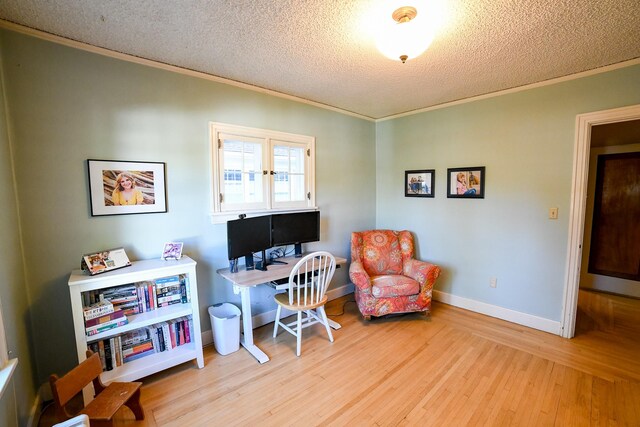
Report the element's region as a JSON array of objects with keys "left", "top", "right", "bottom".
[{"left": 561, "top": 104, "right": 640, "bottom": 338}]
